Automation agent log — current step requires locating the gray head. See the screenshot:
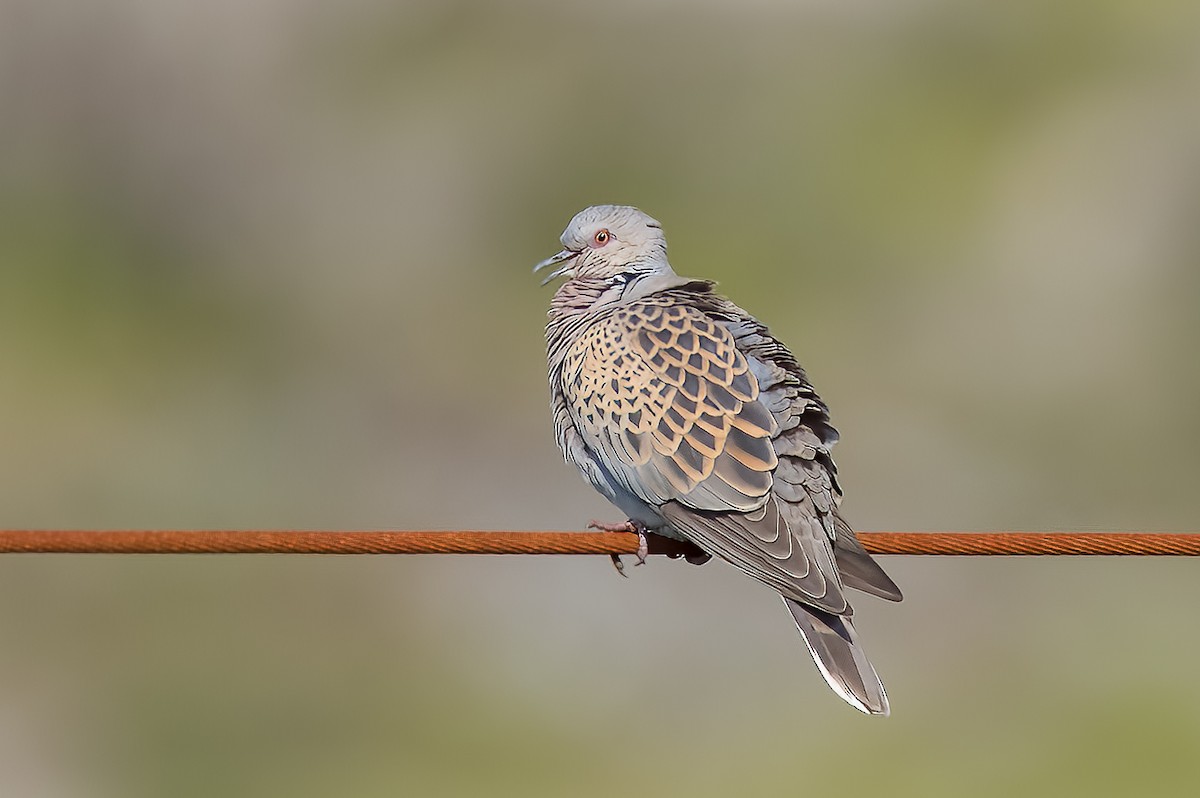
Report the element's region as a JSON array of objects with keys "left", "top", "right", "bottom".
[{"left": 535, "top": 205, "right": 674, "bottom": 286}]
